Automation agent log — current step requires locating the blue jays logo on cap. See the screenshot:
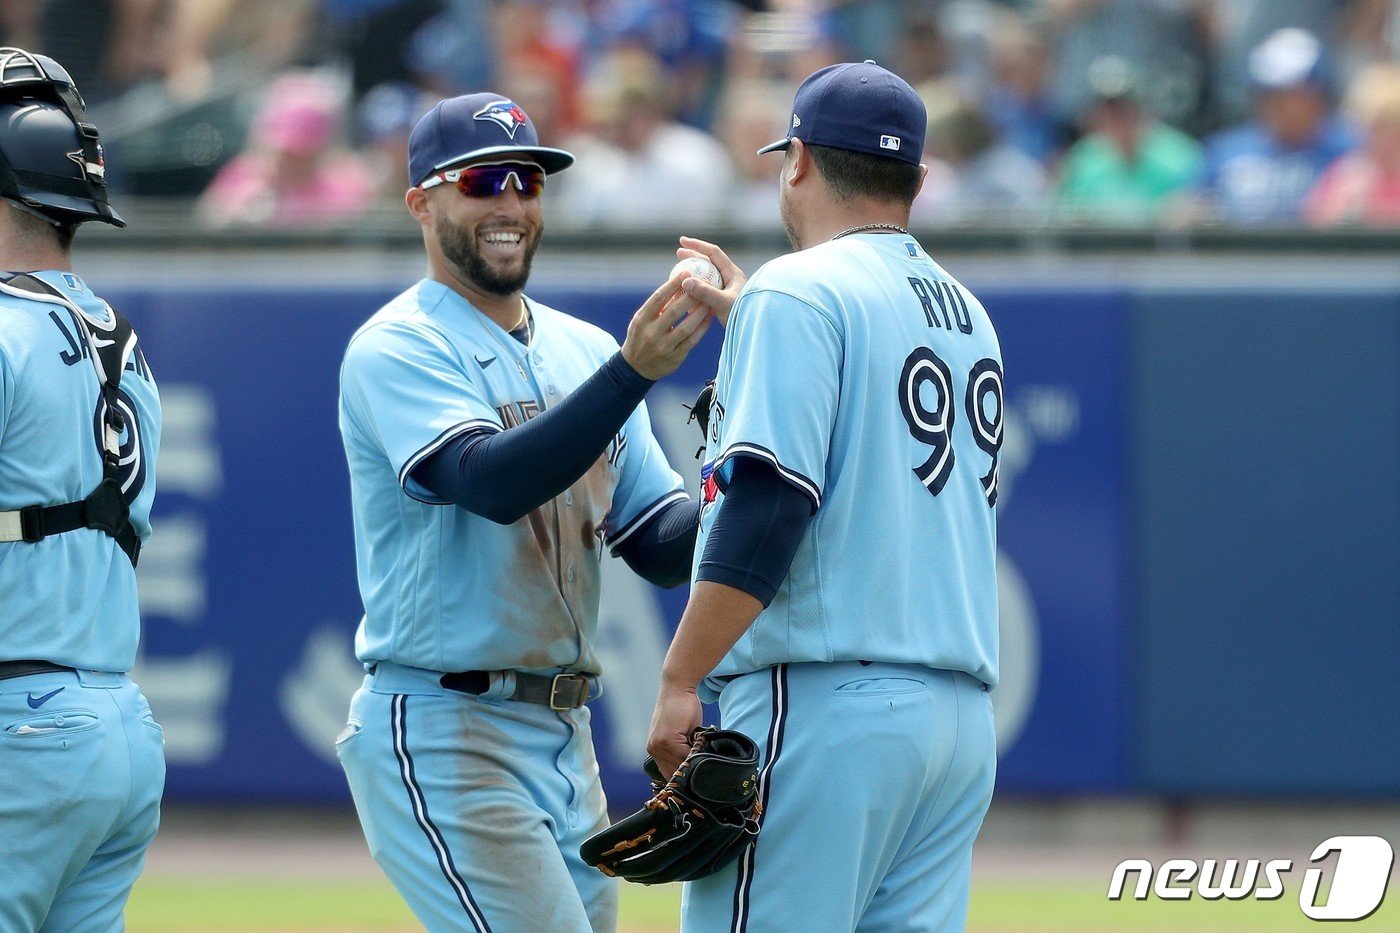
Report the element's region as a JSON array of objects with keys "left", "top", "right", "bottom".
[
  {"left": 474, "top": 100, "right": 529, "bottom": 140},
  {"left": 407, "top": 91, "right": 576, "bottom": 187},
  {"left": 66, "top": 143, "right": 106, "bottom": 182}
]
